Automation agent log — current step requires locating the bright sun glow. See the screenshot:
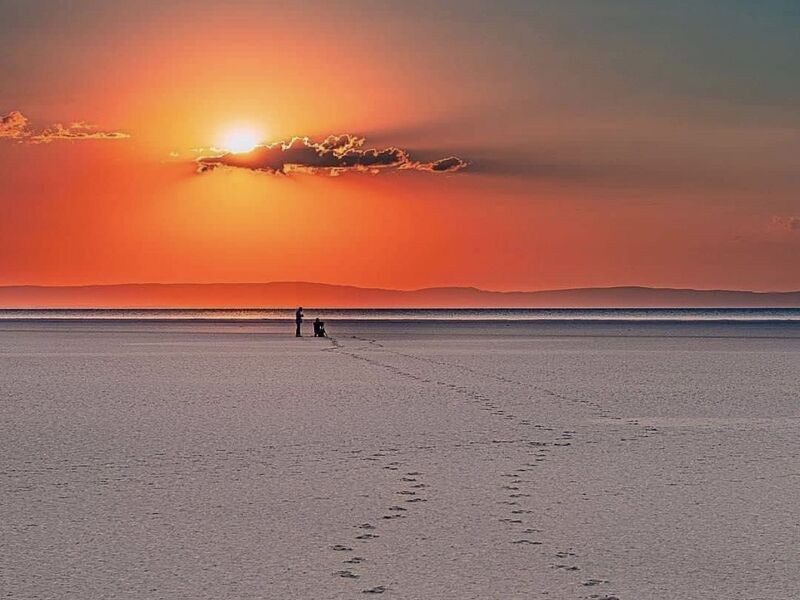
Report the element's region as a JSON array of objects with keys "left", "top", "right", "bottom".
[{"left": 219, "top": 127, "right": 263, "bottom": 153}]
